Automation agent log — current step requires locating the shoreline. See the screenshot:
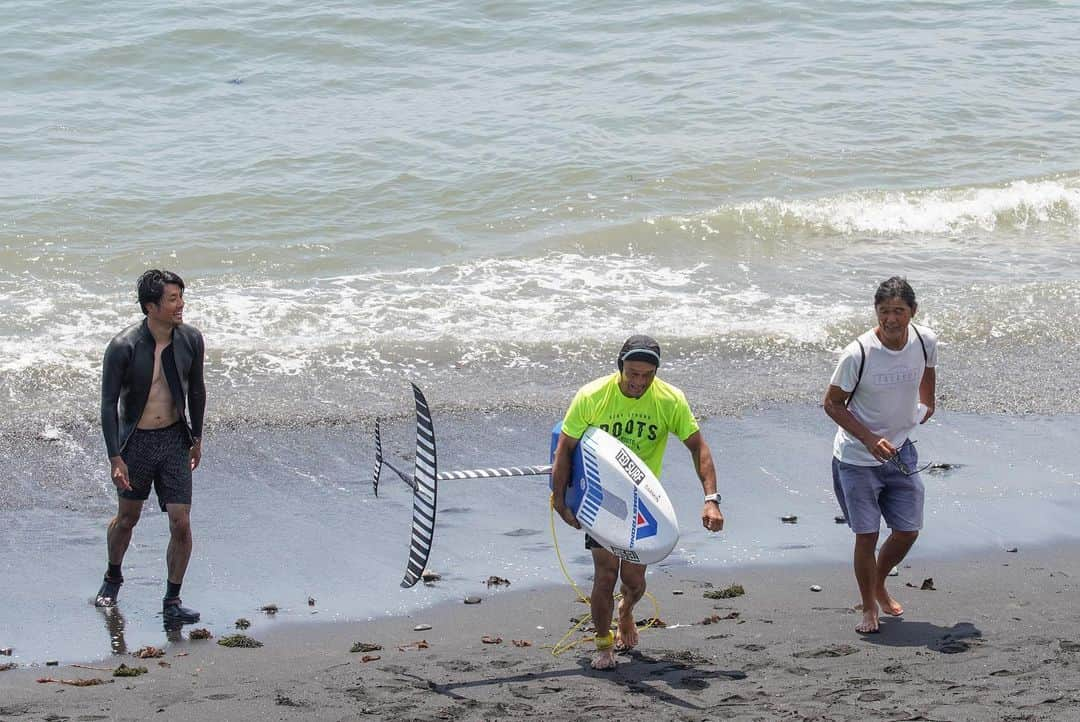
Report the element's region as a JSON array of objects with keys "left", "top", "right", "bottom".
[
  {"left": 4, "top": 542, "right": 1080, "bottom": 720},
  {"left": 4, "top": 405, "right": 1080, "bottom": 667}
]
